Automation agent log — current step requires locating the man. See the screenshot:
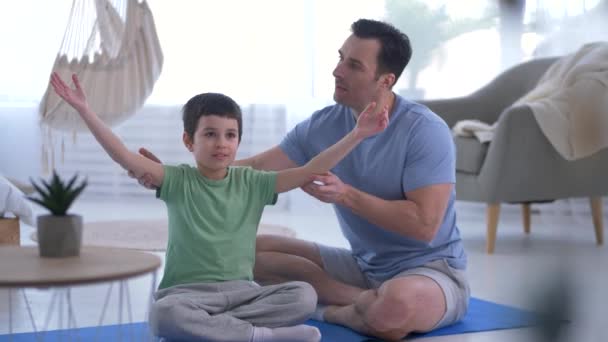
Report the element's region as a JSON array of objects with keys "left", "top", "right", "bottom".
[{"left": 135, "top": 18, "right": 468, "bottom": 341}]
